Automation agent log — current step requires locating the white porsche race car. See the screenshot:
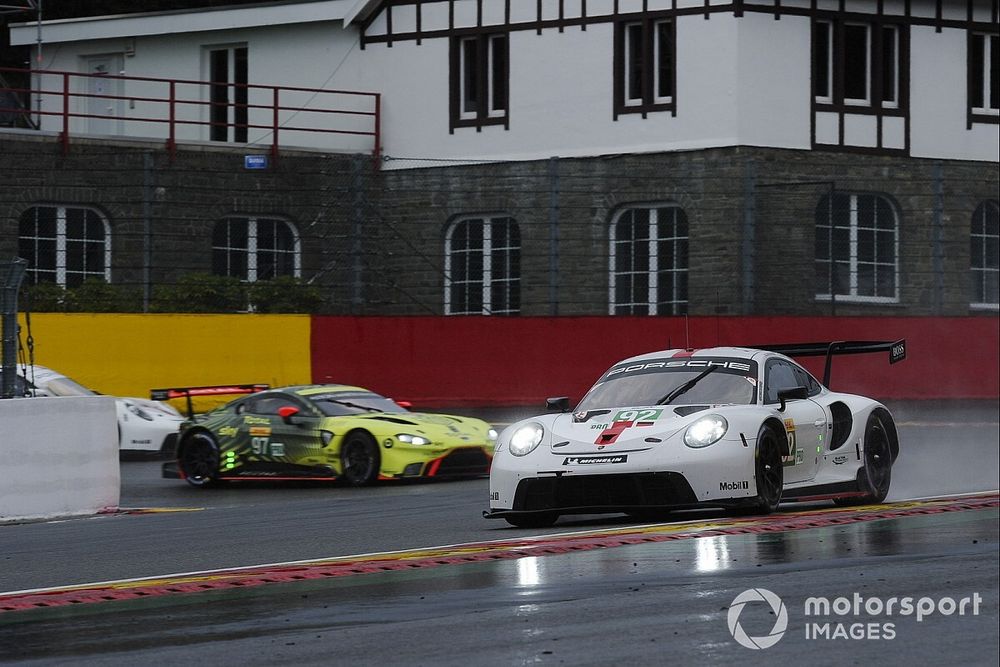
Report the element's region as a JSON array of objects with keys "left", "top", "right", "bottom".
[
  {"left": 11, "top": 365, "right": 184, "bottom": 455},
  {"left": 485, "top": 340, "right": 905, "bottom": 528}
]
